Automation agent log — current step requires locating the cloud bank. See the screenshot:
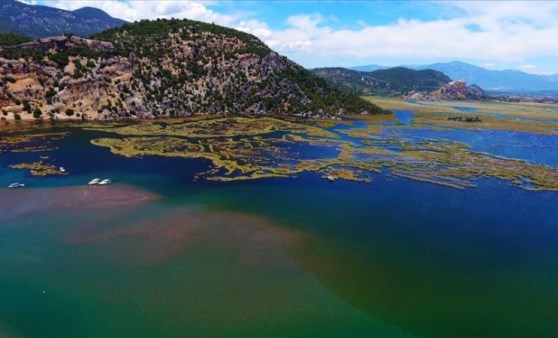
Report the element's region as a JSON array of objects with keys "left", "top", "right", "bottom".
[
  {"left": 18, "top": 1, "right": 558, "bottom": 72},
  {"left": 246, "top": 1, "right": 558, "bottom": 68}
]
